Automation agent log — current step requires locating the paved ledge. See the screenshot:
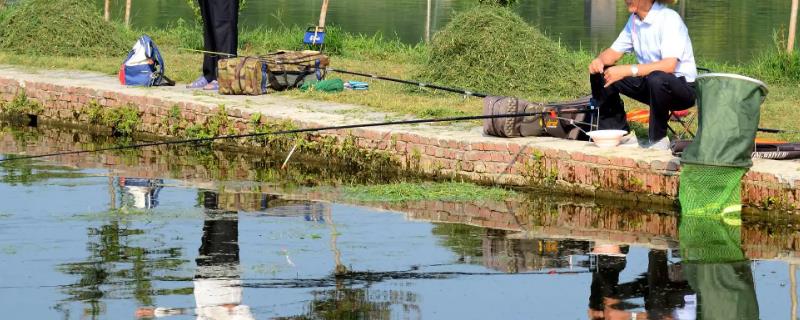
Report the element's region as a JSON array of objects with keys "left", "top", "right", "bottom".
[{"left": 0, "top": 65, "right": 798, "bottom": 210}]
